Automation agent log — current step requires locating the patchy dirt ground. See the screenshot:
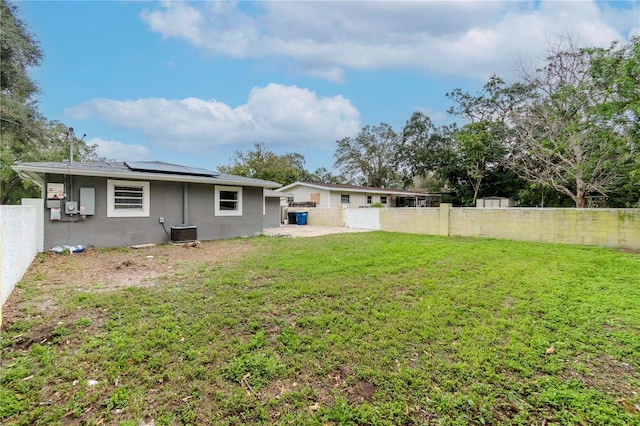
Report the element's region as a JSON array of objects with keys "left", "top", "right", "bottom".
[
  {"left": 1, "top": 239, "right": 256, "bottom": 328},
  {"left": 2, "top": 226, "right": 368, "bottom": 328}
]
